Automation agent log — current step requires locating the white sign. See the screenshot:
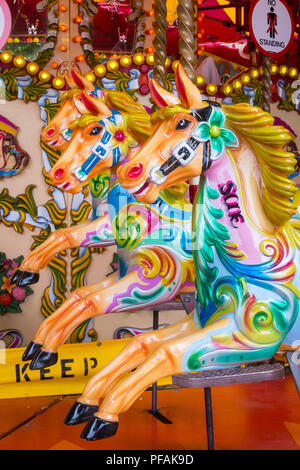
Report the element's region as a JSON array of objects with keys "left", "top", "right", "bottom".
[
  {"left": 249, "top": 0, "right": 294, "bottom": 58},
  {"left": 0, "top": 0, "right": 11, "bottom": 50}
]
